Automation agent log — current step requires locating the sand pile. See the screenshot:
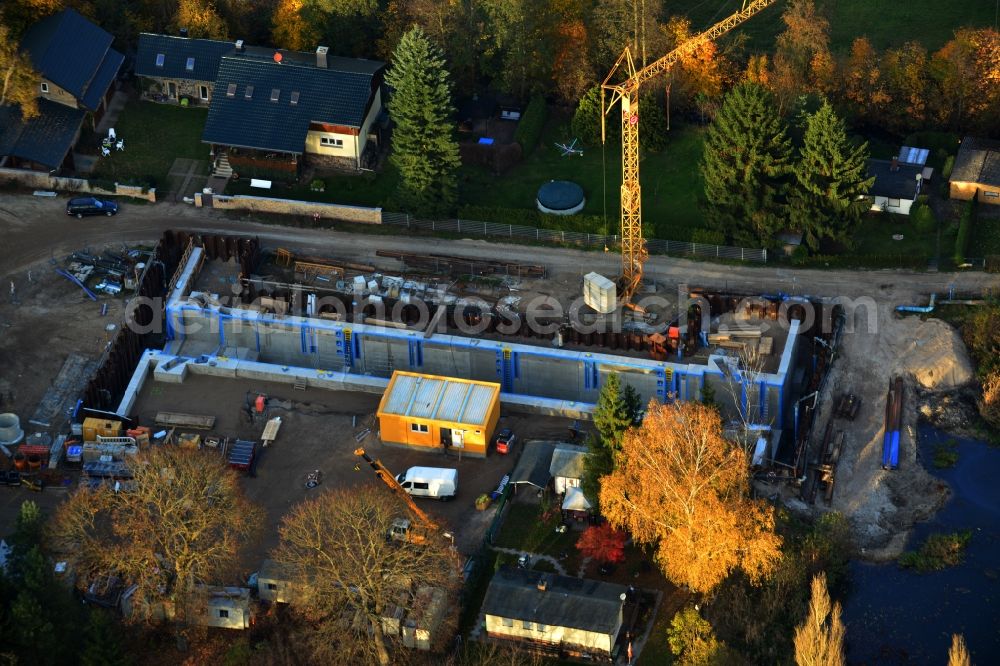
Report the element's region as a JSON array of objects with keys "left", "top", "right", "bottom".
[{"left": 895, "top": 318, "right": 974, "bottom": 391}]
